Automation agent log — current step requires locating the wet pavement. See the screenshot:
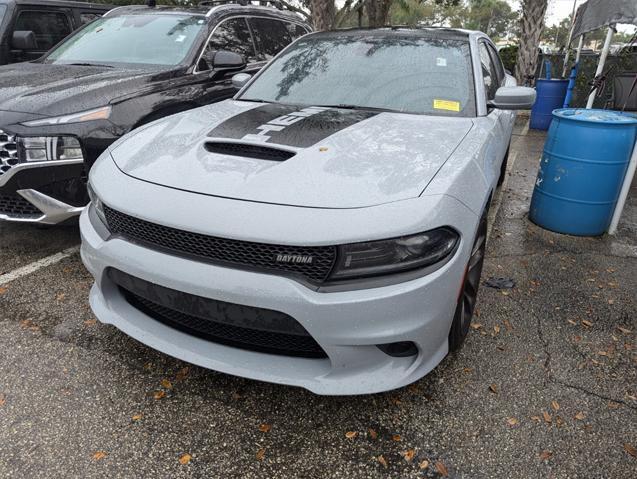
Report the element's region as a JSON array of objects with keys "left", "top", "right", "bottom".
[{"left": 0, "top": 117, "right": 635, "bottom": 478}]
